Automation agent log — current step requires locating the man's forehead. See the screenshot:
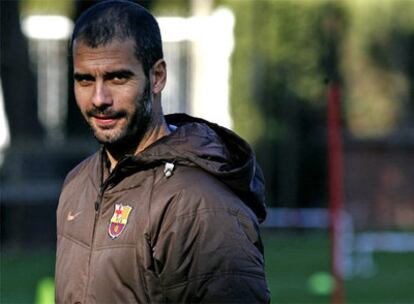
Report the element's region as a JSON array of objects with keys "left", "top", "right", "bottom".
[
  {"left": 72, "top": 38, "right": 143, "bottom": 73},
  {"left": 73, "top": 38, "right": 137, "bottom": 56}
]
